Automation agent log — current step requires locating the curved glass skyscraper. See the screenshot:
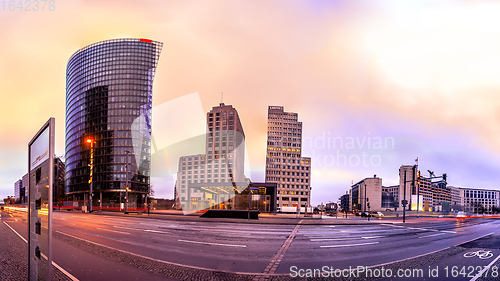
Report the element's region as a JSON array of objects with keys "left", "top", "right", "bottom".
[{"left": 65, "top": 38, "right": 162, "bottom": 208}]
